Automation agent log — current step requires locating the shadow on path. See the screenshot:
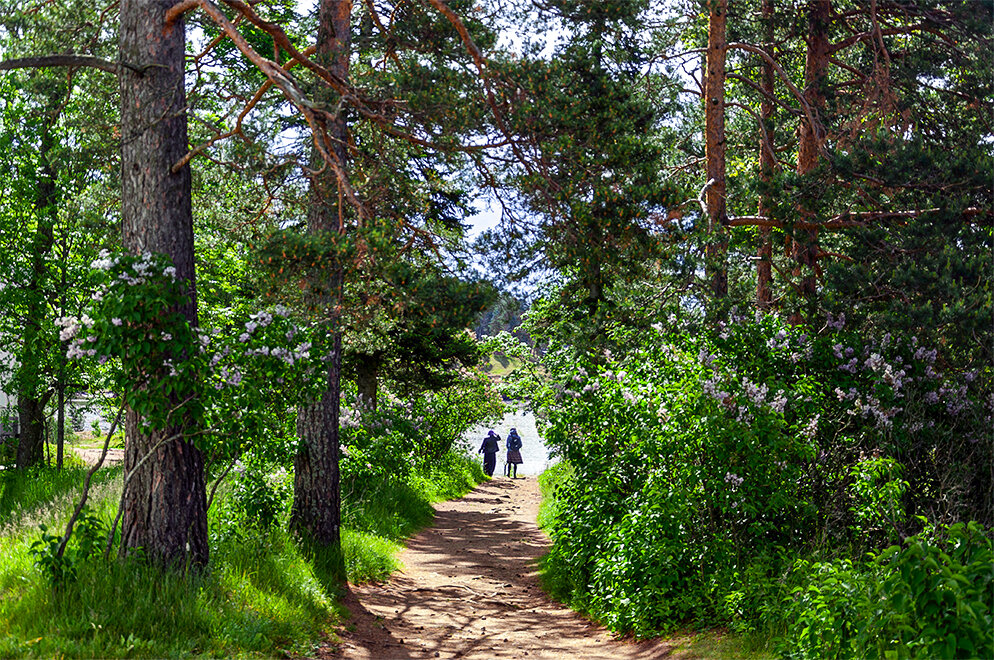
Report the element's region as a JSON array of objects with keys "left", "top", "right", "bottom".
[{"left": 329, "top": 478, "right": 676, "bottom": 660}]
